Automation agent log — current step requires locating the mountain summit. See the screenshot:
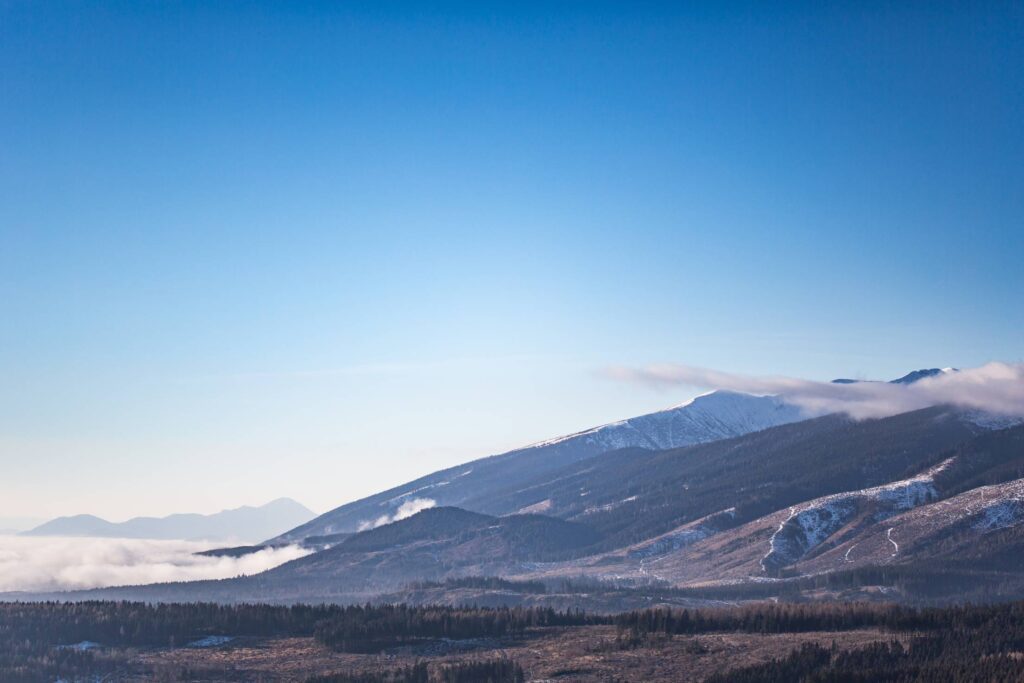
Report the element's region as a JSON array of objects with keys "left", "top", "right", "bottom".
[{"left": 832, "top": 367, "right": 958, "bottom": 385}]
